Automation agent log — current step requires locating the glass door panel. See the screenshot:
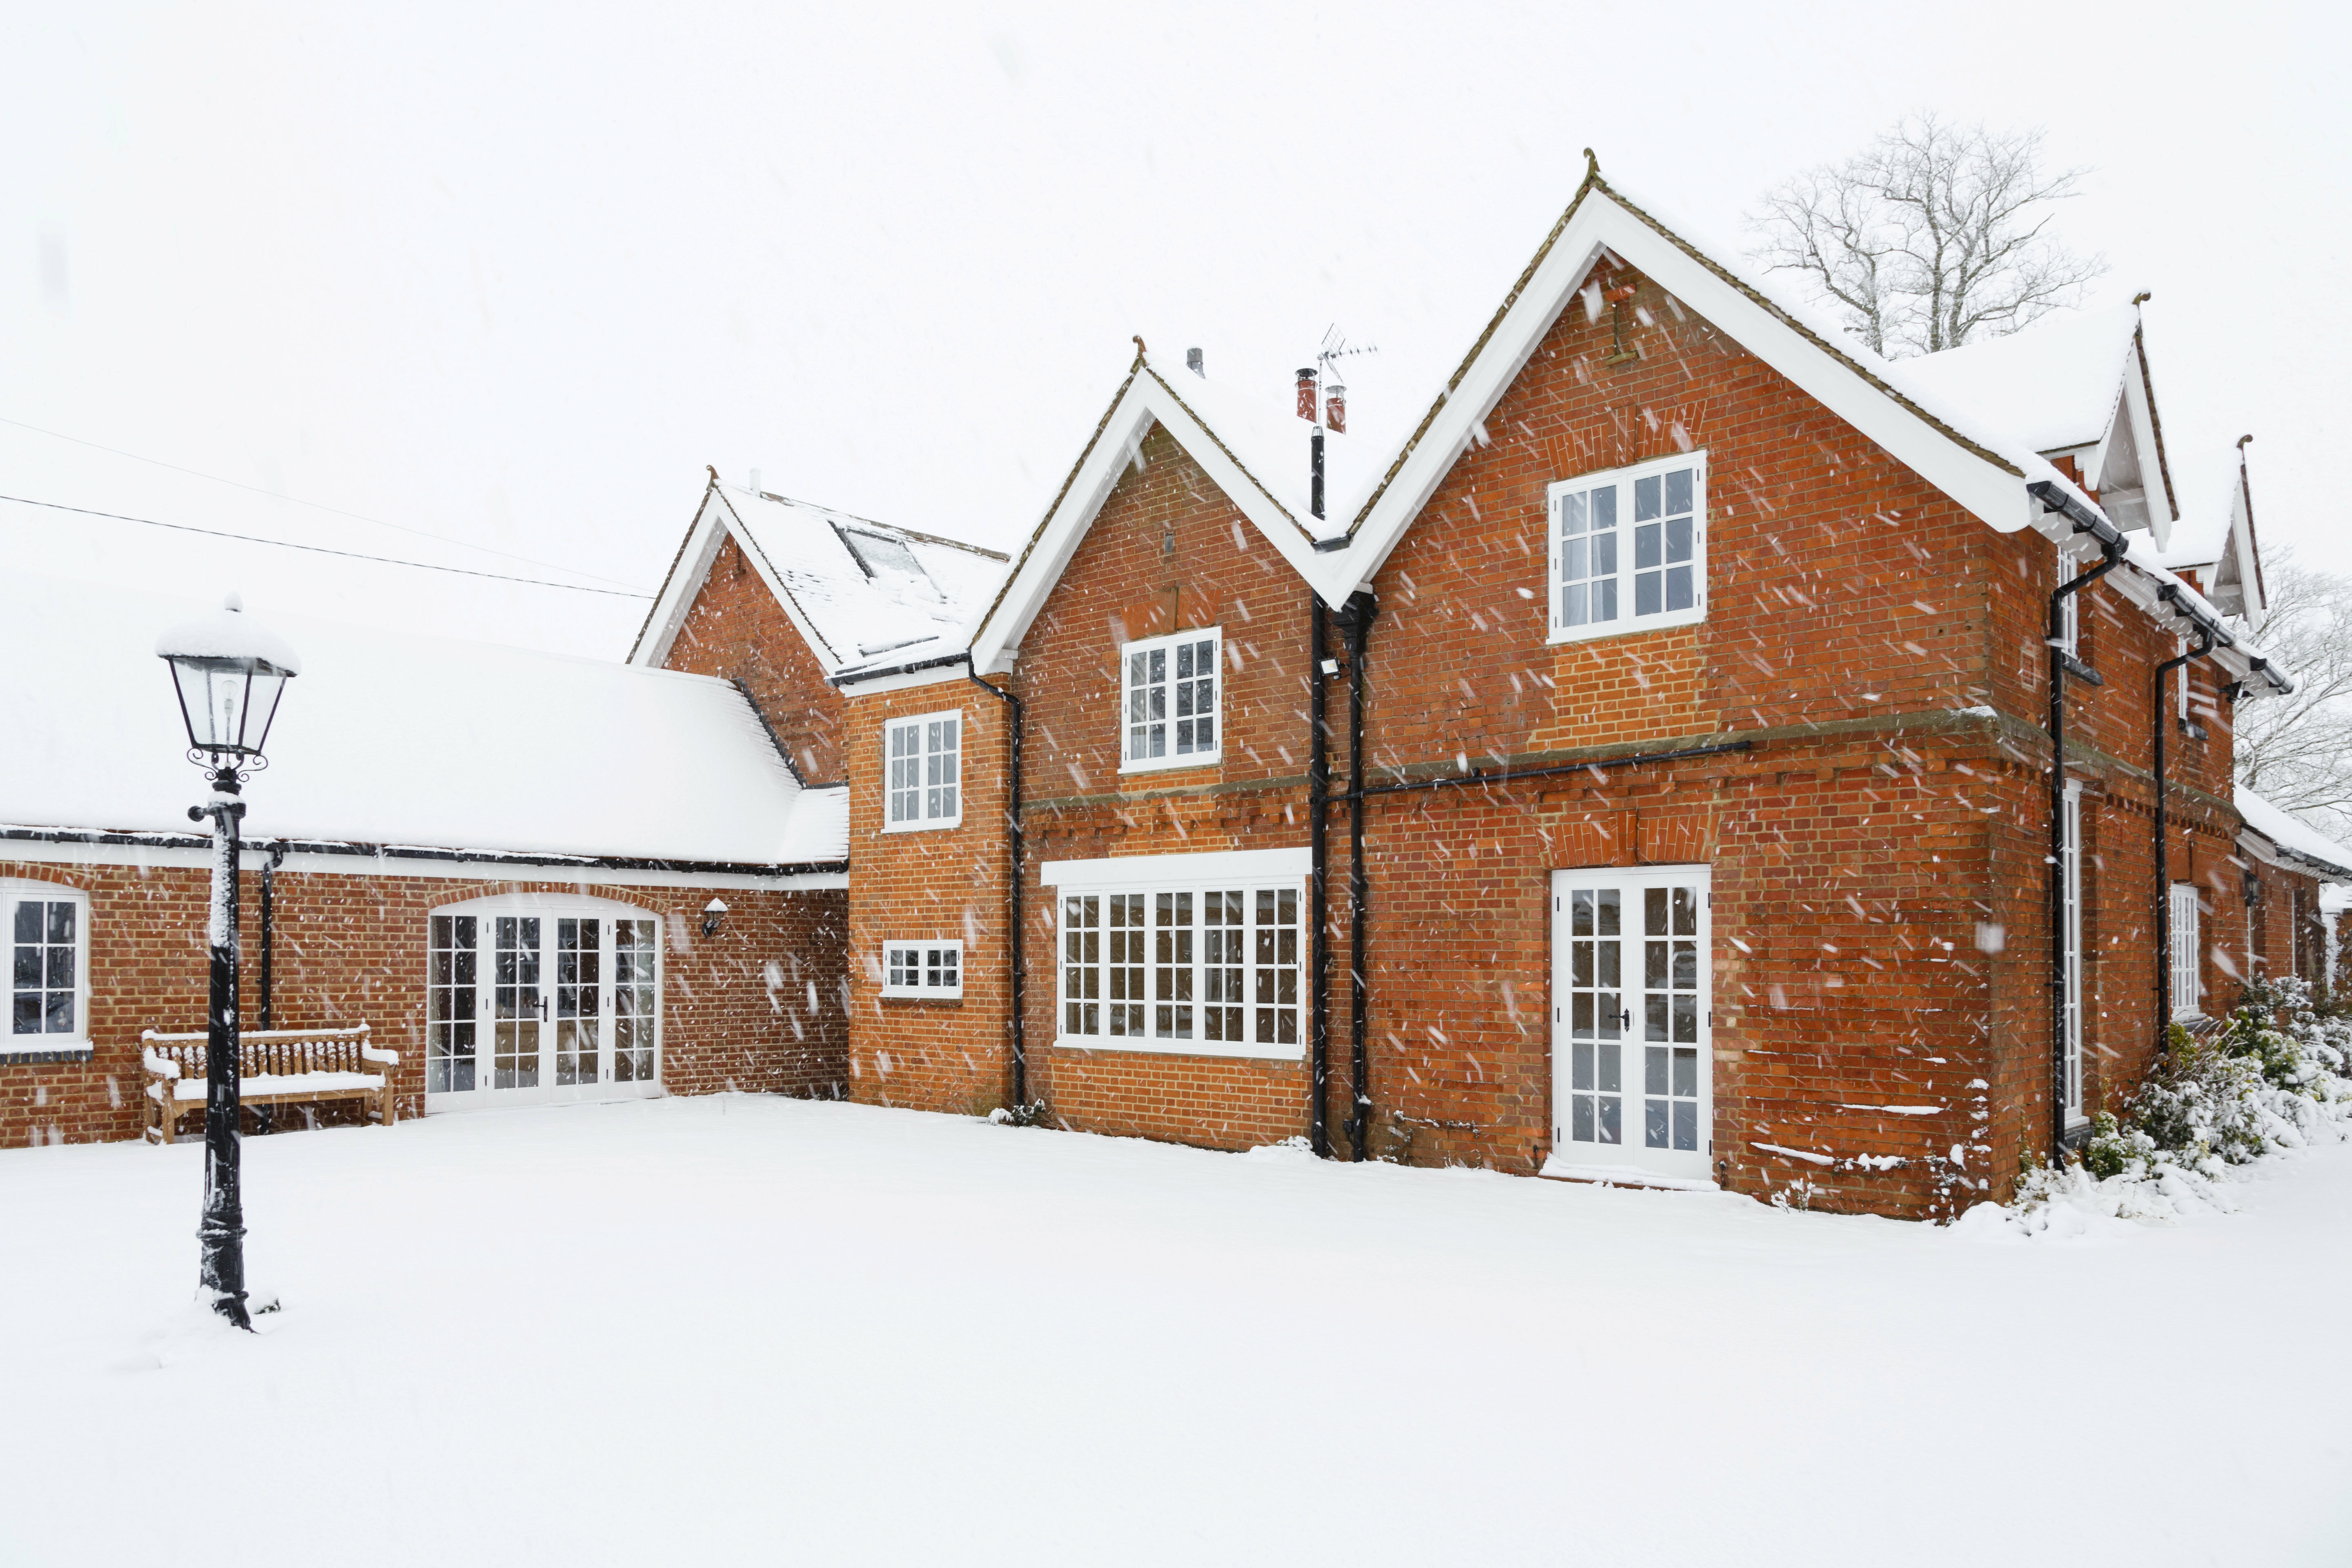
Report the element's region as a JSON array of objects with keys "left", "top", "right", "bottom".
[
  {"left": 1552, "top": 867, "right": 1710, "bottom": 1179},
  {"left": 427, "top": 914, "right": 478, "bottom": 1094},
  {"left": 555, "top": 918, "right": 601, "bottom": 1087},
  {"left": 614, "top": 918, "right": 657, "bottom": 1083},
  {"left": 493, "top": 915, "right": 542, "bottom": 1089}
]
